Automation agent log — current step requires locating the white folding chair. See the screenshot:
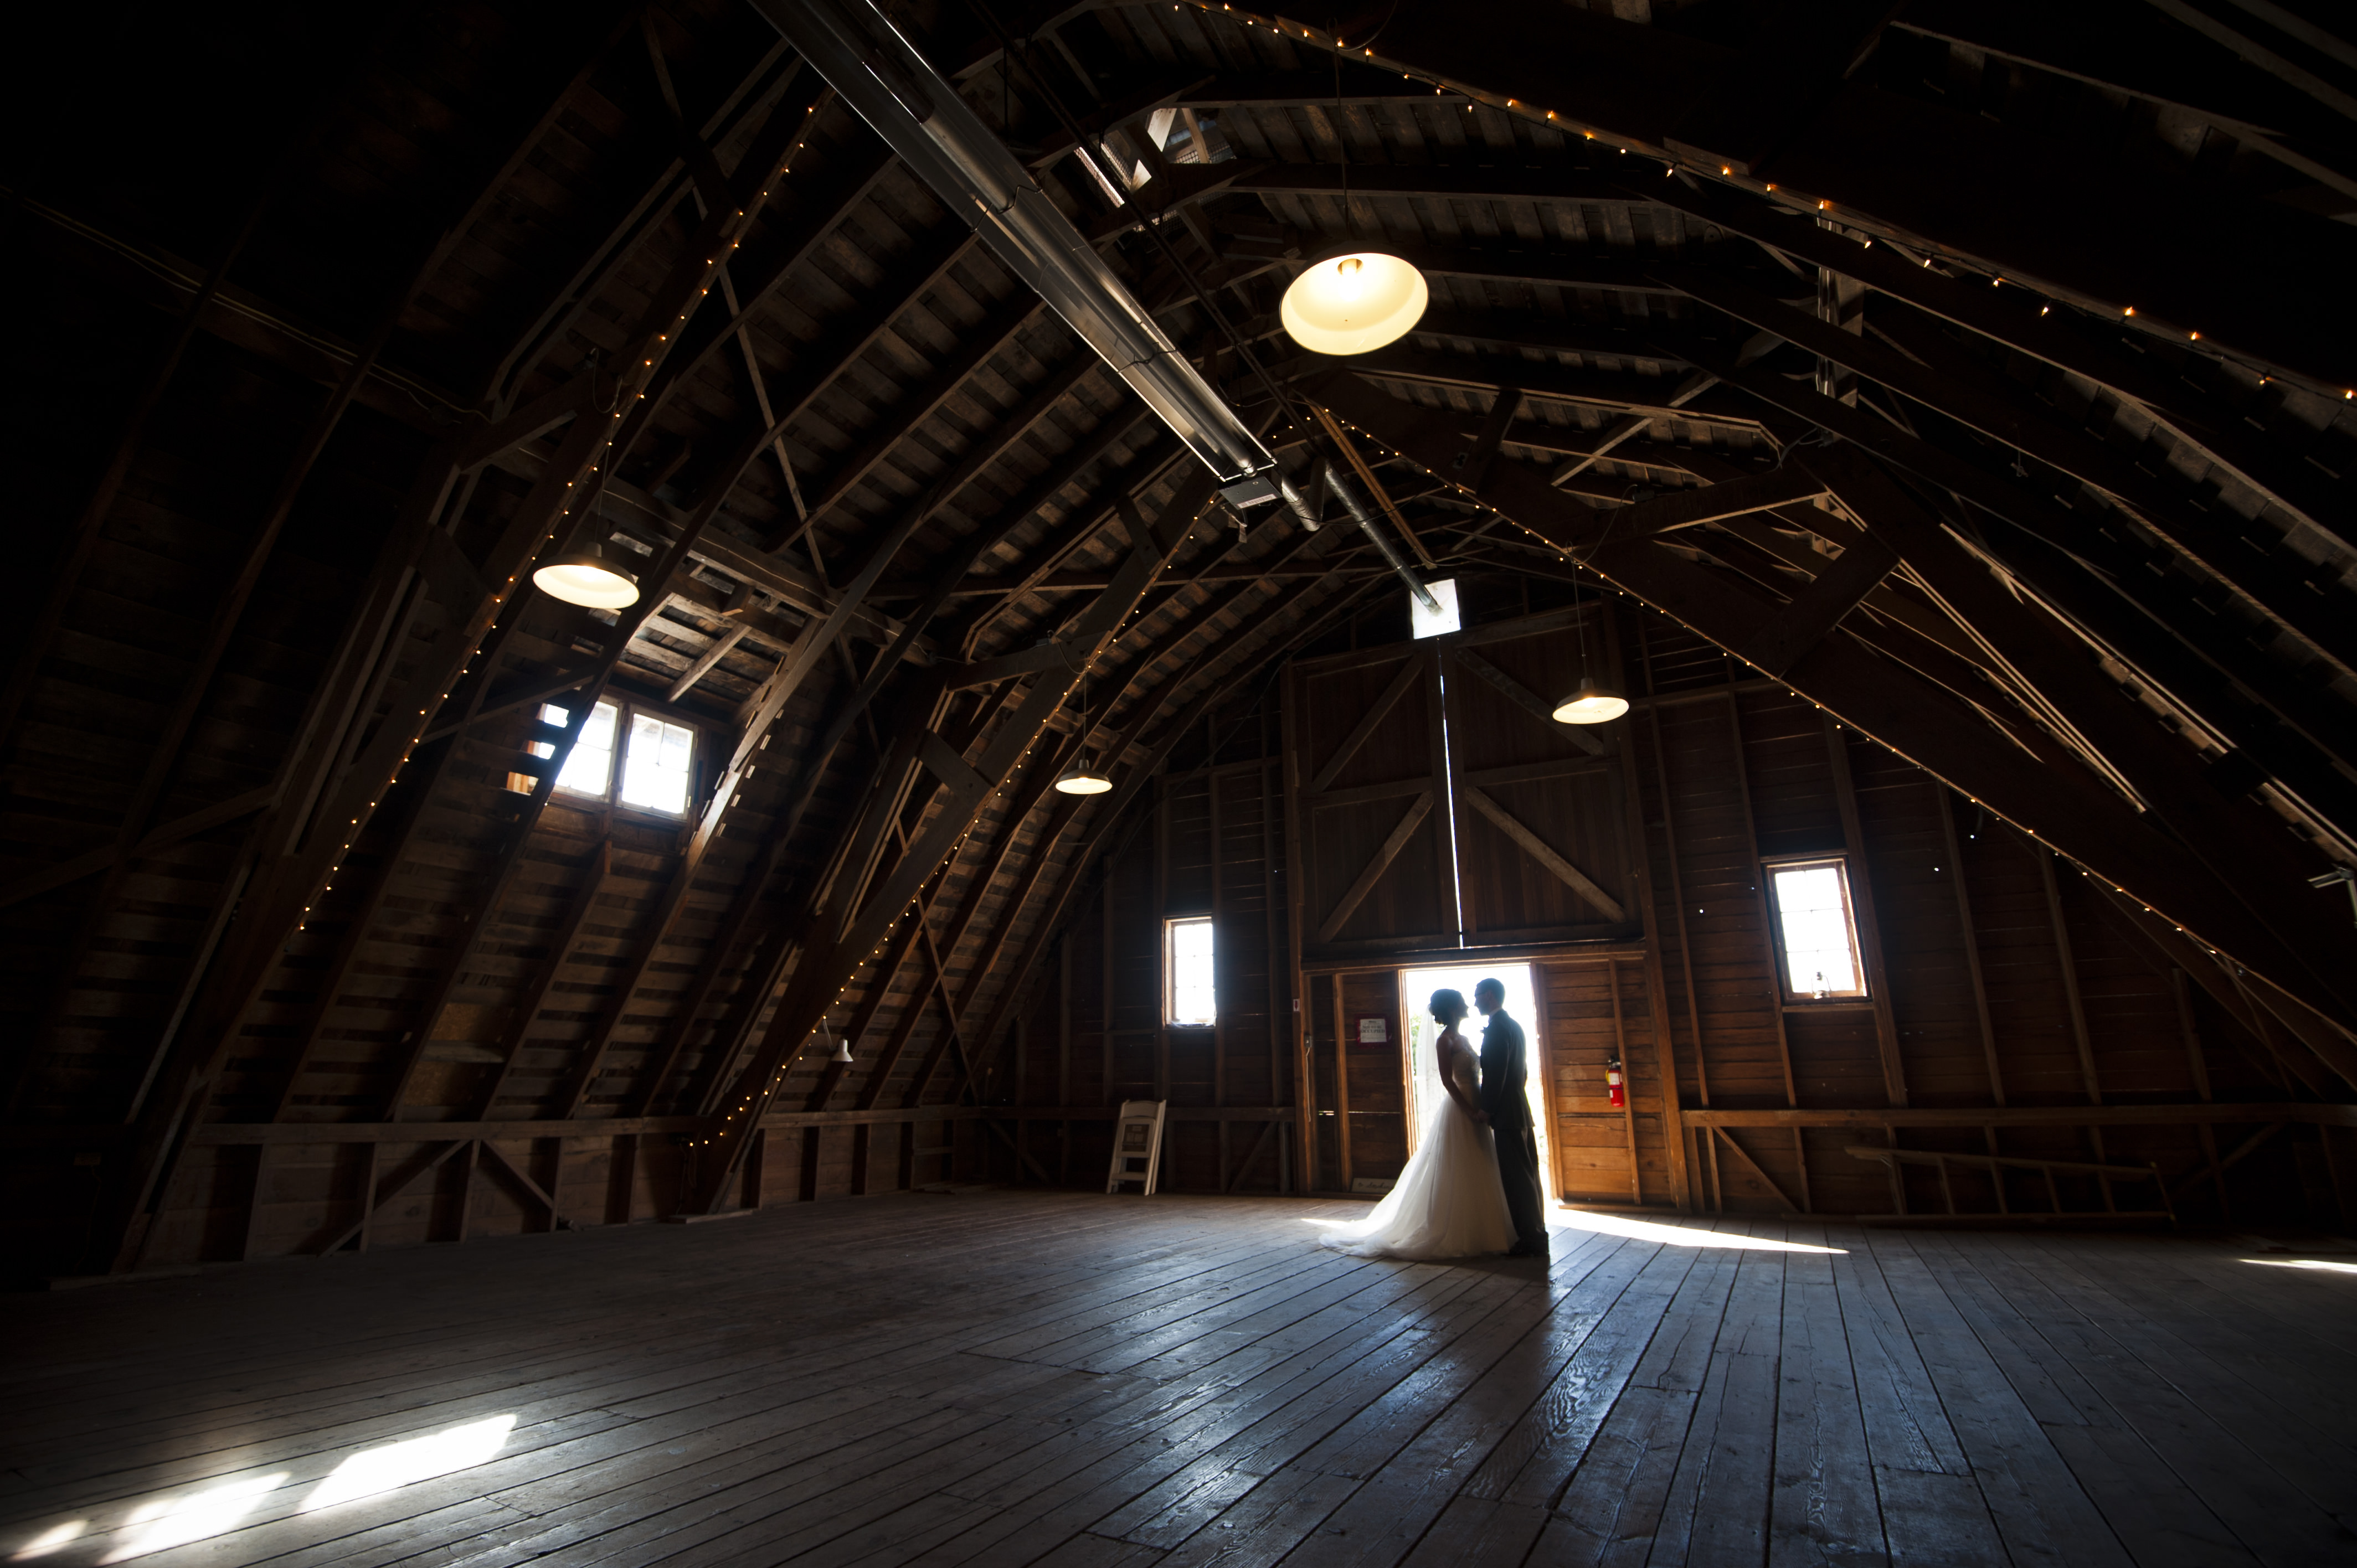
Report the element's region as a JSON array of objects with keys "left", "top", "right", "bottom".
[{"left": 1105, "top": 1100, "right": 1167, "bottom": 1195}]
